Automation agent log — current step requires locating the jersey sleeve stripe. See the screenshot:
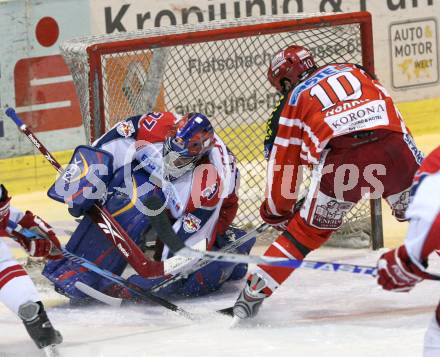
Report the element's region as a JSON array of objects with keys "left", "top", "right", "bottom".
[
  {"left": 279, "top": 117, "right": 303, "bottom": 127},
  {"left": 266, "top": 146, "right": 282, "bottom": 216},
  {"left": 274, "top": 137, "right": 302, "bottom": 147},
  {"left": 302, "top": 122, "right": 321, "bottom": 150},
  {"left": 279, "top": 116, "right": 321, "bottom": 151}
]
